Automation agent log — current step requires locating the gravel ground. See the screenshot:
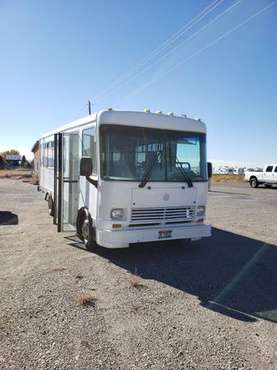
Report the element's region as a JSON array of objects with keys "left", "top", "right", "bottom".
[{"left": 0, "top": 178, "right": 276, "bottom": 369}]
